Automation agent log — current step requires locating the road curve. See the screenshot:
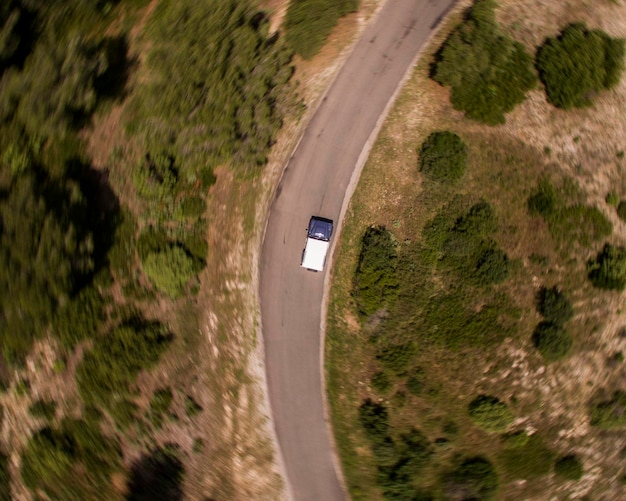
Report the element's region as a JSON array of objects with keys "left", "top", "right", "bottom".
[{"left": 260, "top": 1, "right": 456, "bottom": 499}]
